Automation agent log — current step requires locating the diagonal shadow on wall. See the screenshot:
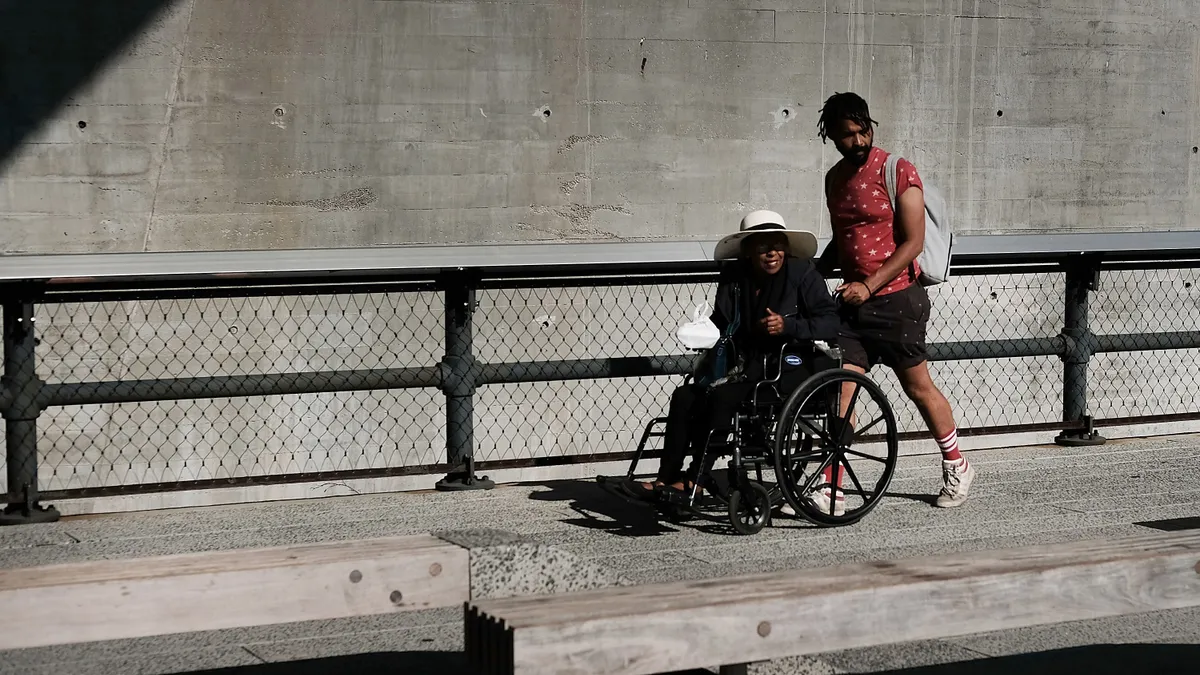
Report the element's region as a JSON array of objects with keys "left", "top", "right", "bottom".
[{"left": 0, "top": 0, "right": 178, "bottom": 167}]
